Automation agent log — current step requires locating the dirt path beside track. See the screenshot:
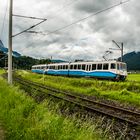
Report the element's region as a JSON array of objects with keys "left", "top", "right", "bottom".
[{"left": 0, "top": 123, "right": 5, "bottom": 140}]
